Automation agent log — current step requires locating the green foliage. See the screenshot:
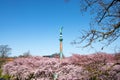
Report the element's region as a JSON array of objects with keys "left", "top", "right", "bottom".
[
  {"left": 0, "top": 59, "right": 11, "bottom": 80},
  {"left": 0, "top": 69, "right": 2, "bottom": 77},
  {"left": 0, "top": 69, "right": 11, "bottom": 80},
  {"left": 0, "top": 59, "right": 6, "bottom": 68}
]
